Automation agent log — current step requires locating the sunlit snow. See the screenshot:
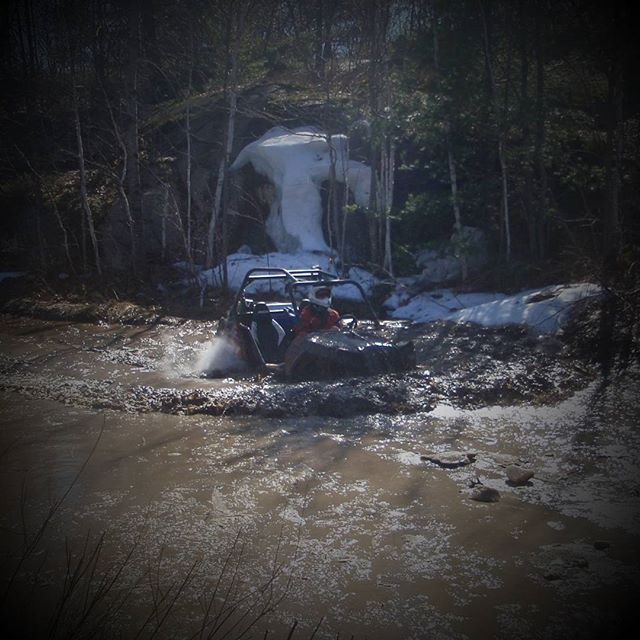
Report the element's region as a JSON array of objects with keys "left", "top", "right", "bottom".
[
  {"left": 229, "top": 126, "right": 371, "bottom": 254},
  {"left": 386, "top": 283, "right": 602, "bottom": 334}
]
